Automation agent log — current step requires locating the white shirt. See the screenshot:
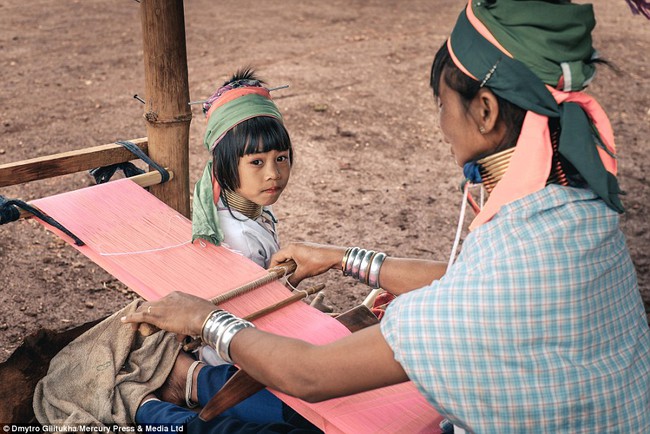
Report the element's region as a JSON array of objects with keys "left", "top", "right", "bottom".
[{"left": 217, "top": 199, "right": 279, "bottom": 269}]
